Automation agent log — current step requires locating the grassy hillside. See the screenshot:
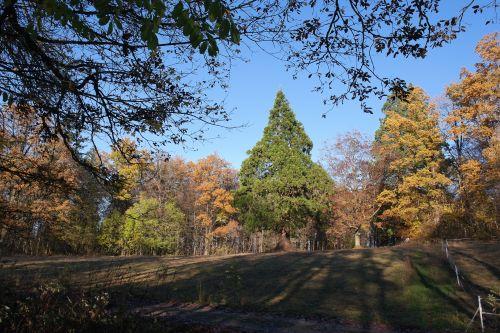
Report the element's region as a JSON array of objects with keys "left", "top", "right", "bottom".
[{"left": 1, "top": 242, "right": 498, "bottom": 332}]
